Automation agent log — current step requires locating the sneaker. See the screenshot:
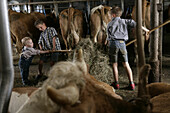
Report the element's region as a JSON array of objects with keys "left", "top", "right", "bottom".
[
  {"left": 111, "top": 82, "right": 120, "bottom": 89},
  {"left": 128, "top": 83, "right": 135, "bottom": 90}
]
